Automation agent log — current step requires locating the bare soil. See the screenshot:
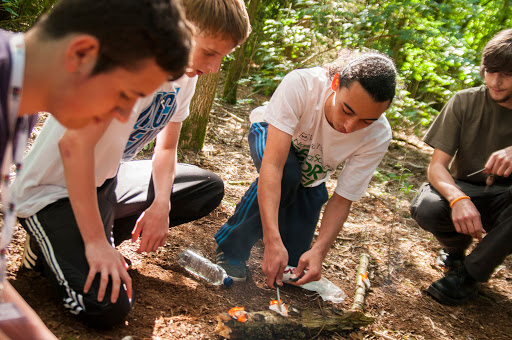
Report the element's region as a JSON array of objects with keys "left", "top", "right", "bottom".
[{"left": 6, "top": 92, "right": 512, "bottom": 340}]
